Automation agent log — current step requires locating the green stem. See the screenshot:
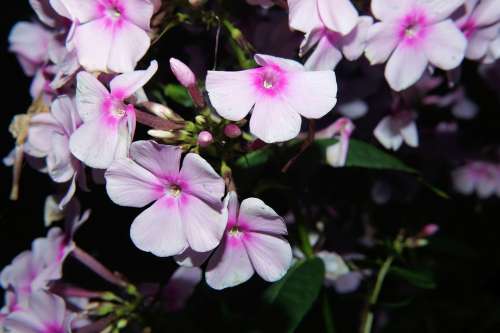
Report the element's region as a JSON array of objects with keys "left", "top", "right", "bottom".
[
  {"left": 322, "top": 292, "right": 336, "bottom": 333},
  {"left": 297, "top": 223, "right": 314, "bottom": 259},
  {"left": 359, "top": 255, "right": 394, "bottom": 333}
]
